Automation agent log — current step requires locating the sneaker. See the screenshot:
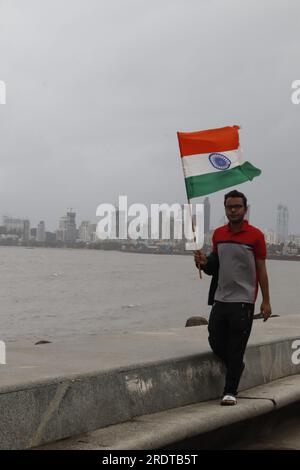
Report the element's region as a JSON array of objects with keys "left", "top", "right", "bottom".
[{"left": 220, "top": 394, "right": 237, "bottom": 406}]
